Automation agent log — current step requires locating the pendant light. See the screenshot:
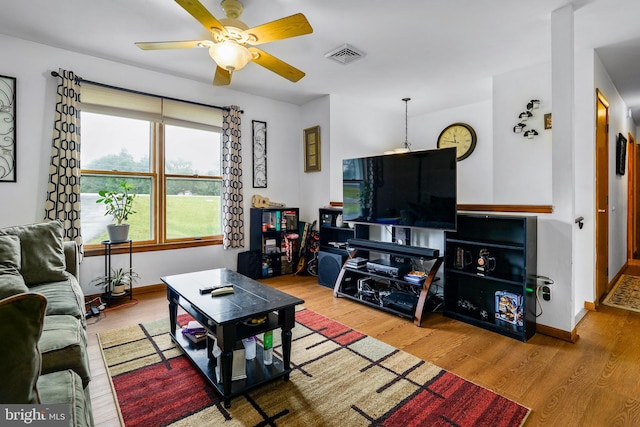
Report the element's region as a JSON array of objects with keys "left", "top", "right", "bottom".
[{"left": 385, "top": 97, "right": 412, "bottom": 154}]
